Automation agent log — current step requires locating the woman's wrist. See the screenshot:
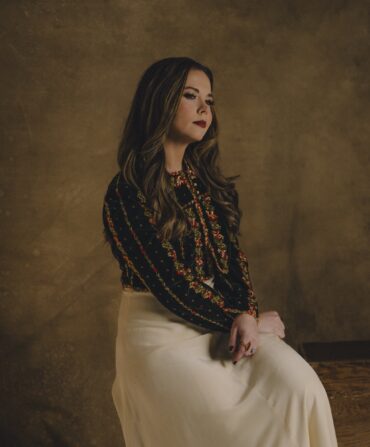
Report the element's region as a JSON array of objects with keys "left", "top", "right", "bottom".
[{"left": 237, "top": 312, "right": 258, "bottom": 325}]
